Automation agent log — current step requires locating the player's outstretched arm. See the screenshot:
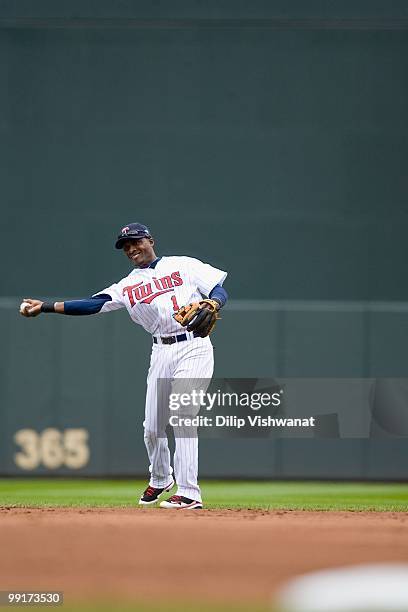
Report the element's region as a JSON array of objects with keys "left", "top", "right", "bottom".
[
  {"left": 20, "top": 298, "right": 65, "bottom": 317},
  {"left": 20, "top": 294, "right": 113, "bottom": 318}
]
